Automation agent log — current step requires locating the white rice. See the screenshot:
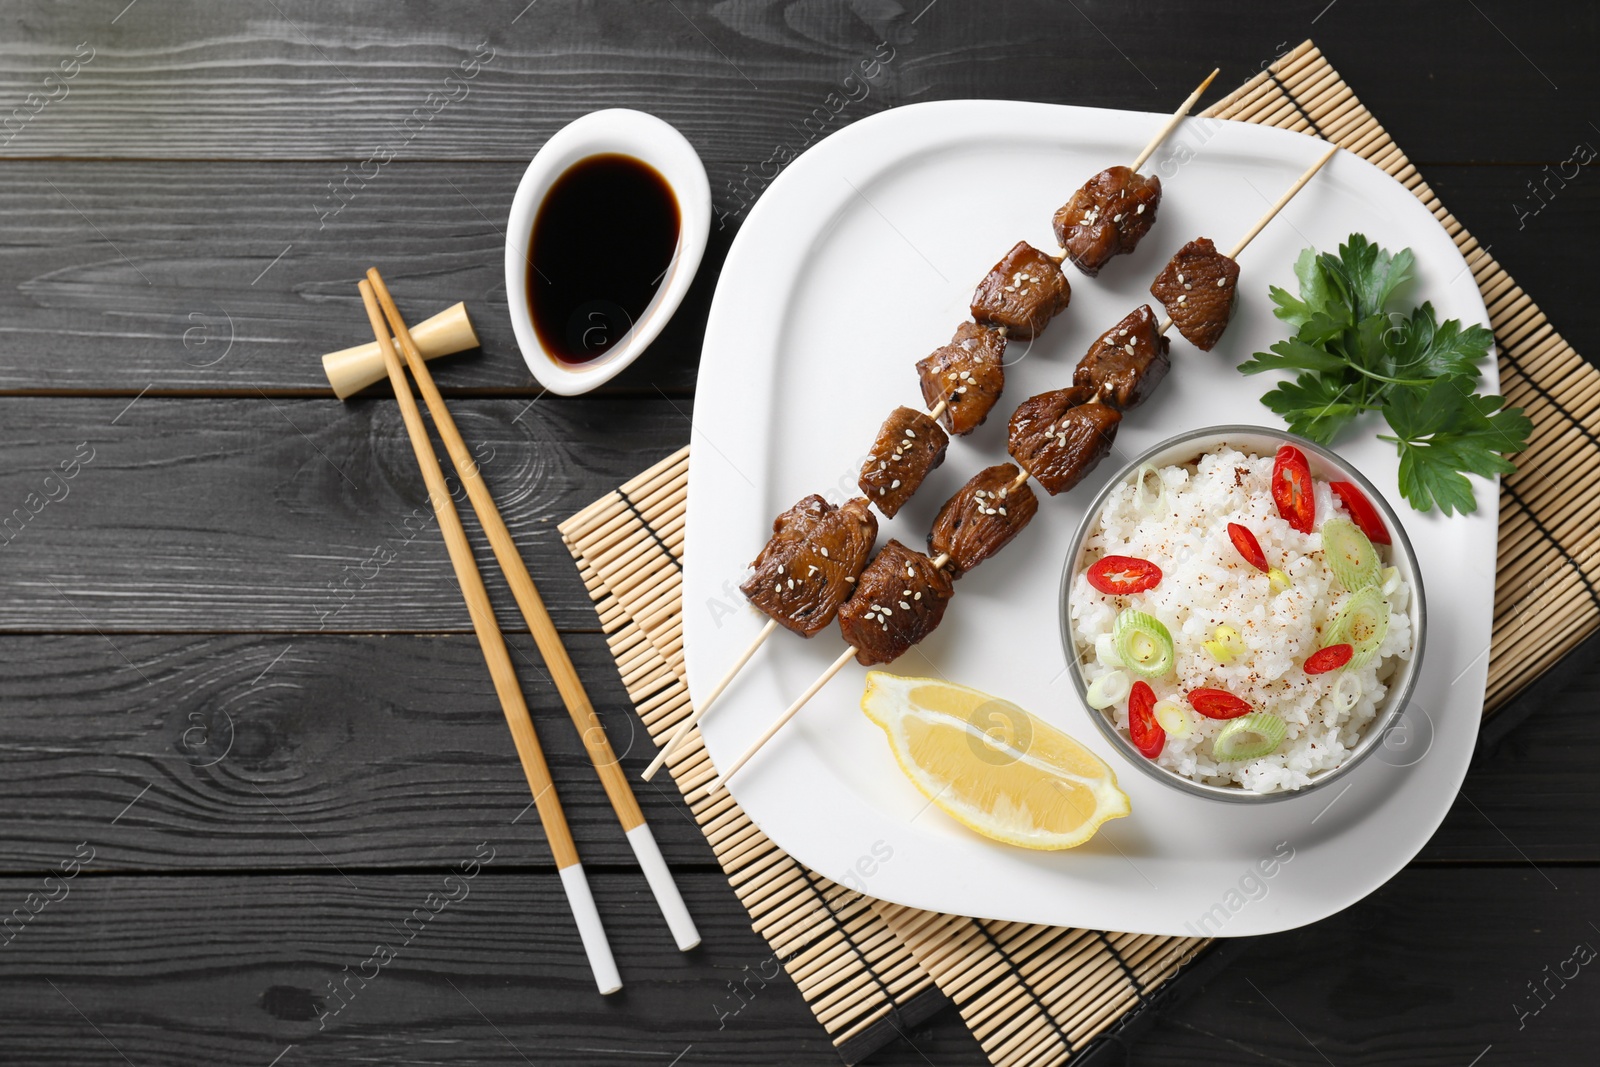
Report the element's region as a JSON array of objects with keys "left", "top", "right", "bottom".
[{"left": 1069, "top": 446, "right": 1414, "bottom": 793}]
